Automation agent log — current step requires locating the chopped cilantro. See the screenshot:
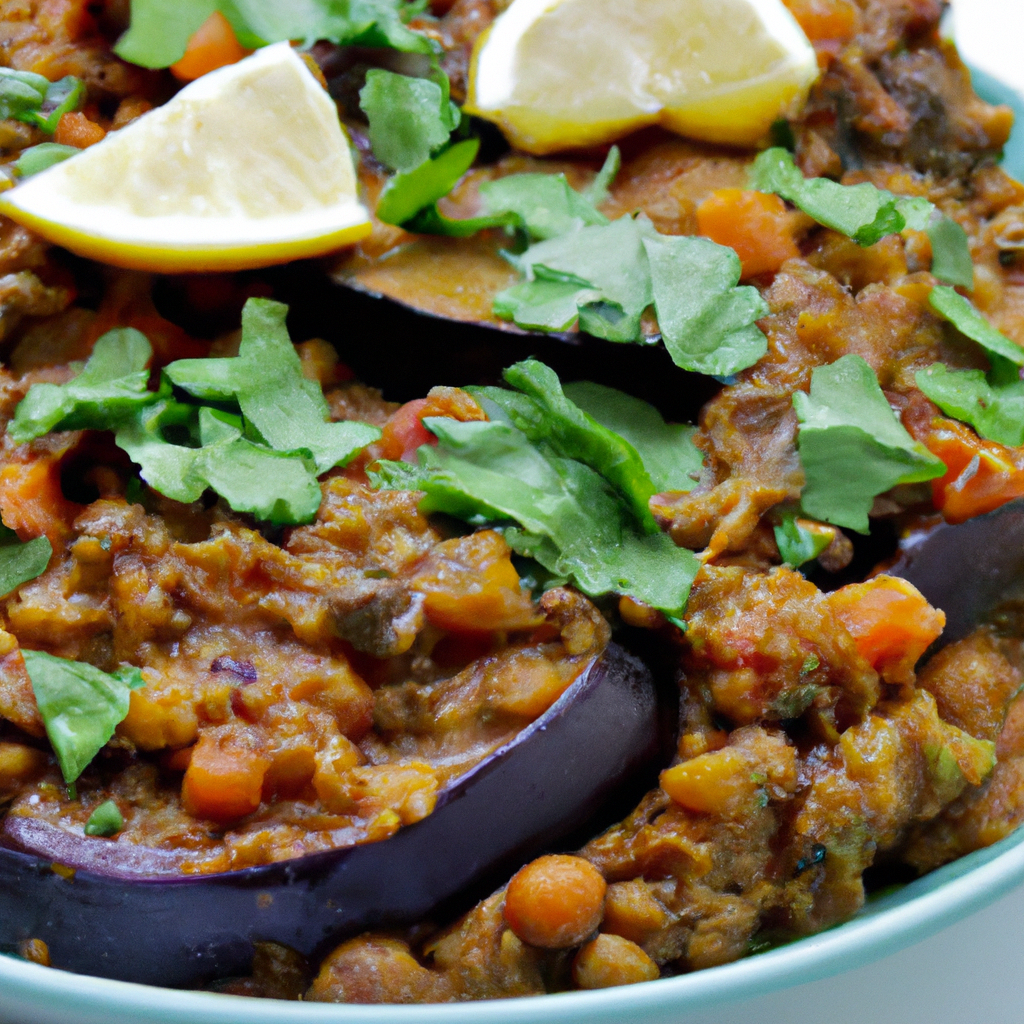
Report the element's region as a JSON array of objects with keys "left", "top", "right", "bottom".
[
  {"left": 166, "top": 299, "right": 379, "bottom": 474},
  {"left": 0, "top": 525, "right": 51, "bottom": 599},
  {"left": 916, "top": 359, "right": 1024, "bottom": 447},
  {"left": 561, "top": 381, "right": 703, "bottom": 493},
  {"left": 793, "top": 355, "right": 945, "bottom": 533},
  {"left": 581, "top": 147, "right": 621, "bottom": 207},
  {"left": 371, "top": 362, "right": 700, "bottom": 619},
  {"left": 115, "top": 0, "right": 433, "bottom": 70},
  {"left": 24, "top": 651, "right": 145, "bottom": 791},
  {"left": 359, "top": 68, "right": 458, "bottom": 172},
  {"left": 14, "top": 142, "right": 79, "bottom": 178},
  {"left": 643, "top": 232, "right": 769, "bottom": 375},
  {"left": 479, "top": 172, "right": 608, "bottom": 241},
  {"left": 9, "top": 328, "right": 155, "bottom": 443},
  {"left": 84, "top": 800, "right": 124, "bottom": 838},
  {"left": 750, "top": 149, "right": 975, "bottom": 288},
  {"left": 495, "top": 216, "right": 768, "bottom": 375},
  {"left": 927, "top": 217, "right": 975, "bottom": 291},
  {"left": 929, "top": 287, "right": 1024, "bottom": 366},
  {"left": 376, "top": 138, "right": 482, "bottom": 228},
  {"left": 773, "top": 508, "right": 833, "bottom": 568},
  {"left": 0, "top": 71, "right": 84, "bottom": 134}
]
